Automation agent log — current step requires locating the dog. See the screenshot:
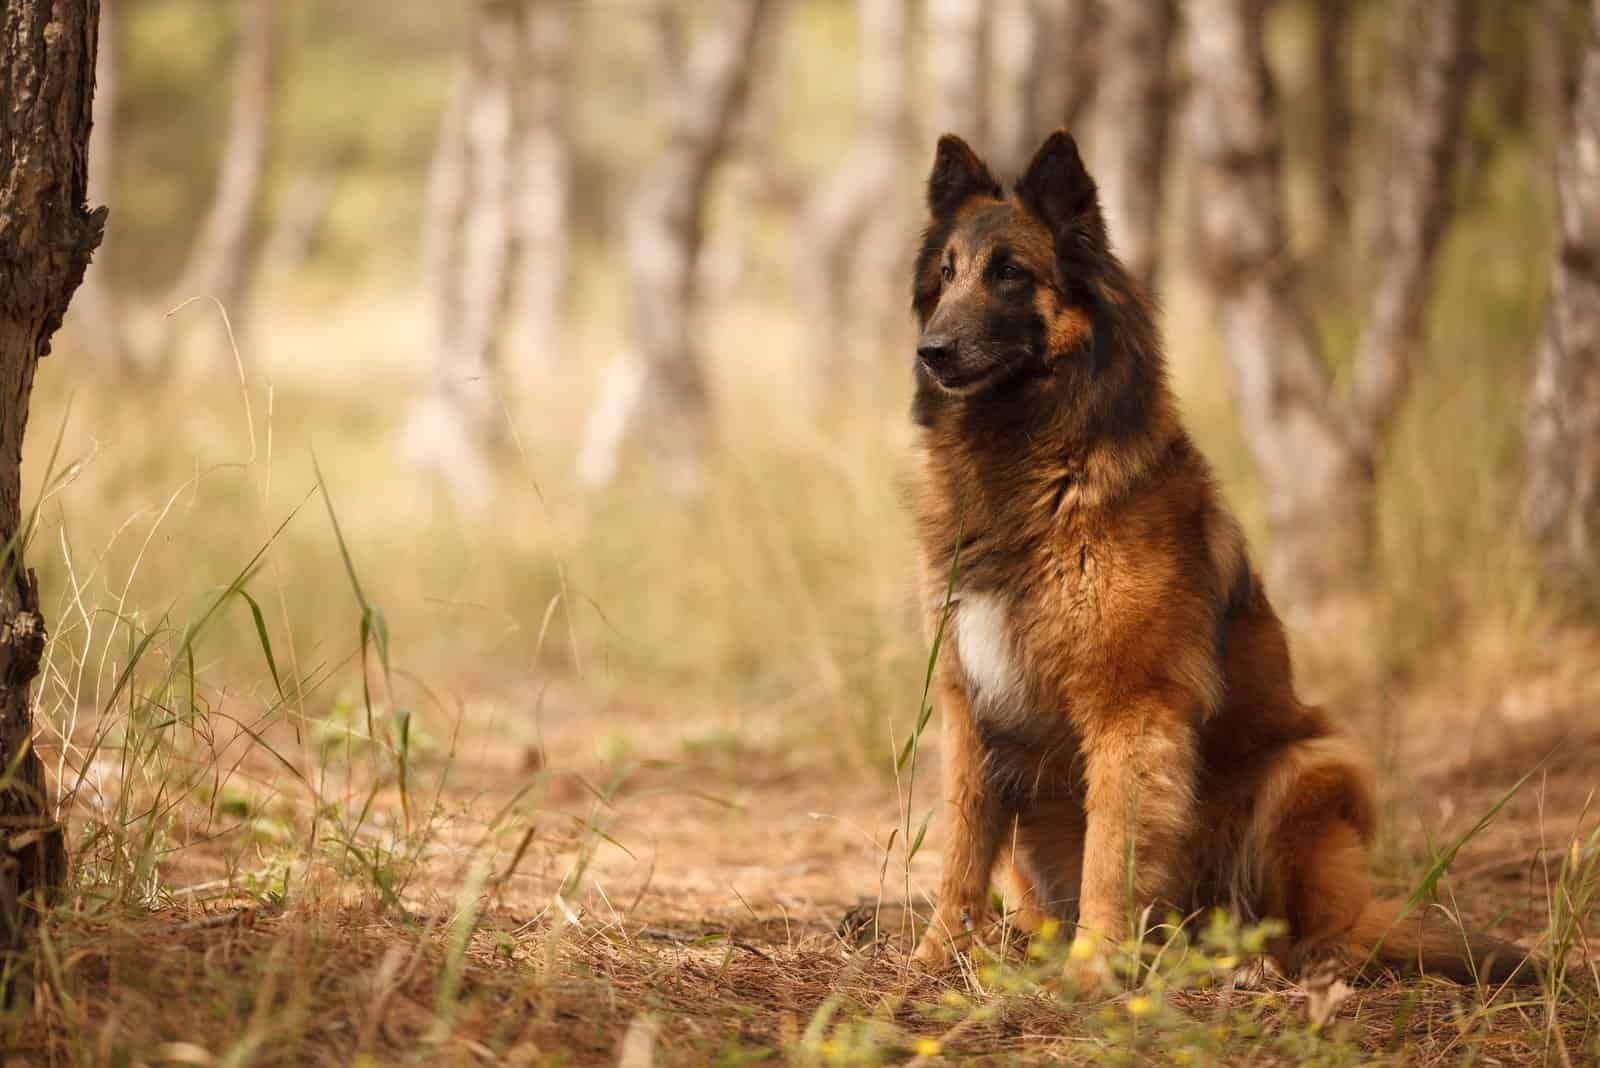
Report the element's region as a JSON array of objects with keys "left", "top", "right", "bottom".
[{"left": 907, "top": 129, "right": 1531, "bottom": 985}]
